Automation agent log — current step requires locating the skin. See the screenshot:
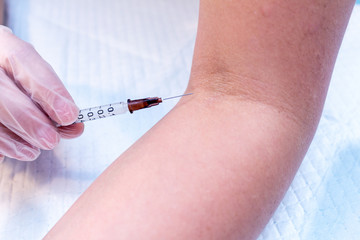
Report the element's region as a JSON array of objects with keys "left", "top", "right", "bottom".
[{"left": 45, "top": 0, "right": 356, "bottom": 239}]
